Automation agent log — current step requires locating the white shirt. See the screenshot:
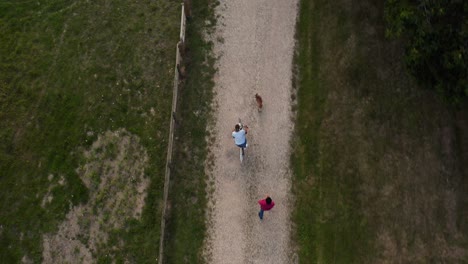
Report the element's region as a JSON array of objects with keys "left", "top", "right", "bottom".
[{"left": 232, "top": 129, "right": 246, "bottom": 145}]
